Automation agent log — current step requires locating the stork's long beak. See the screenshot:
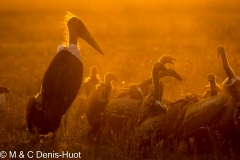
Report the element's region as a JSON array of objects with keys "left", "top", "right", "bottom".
[
  {"left": 216, "top": 45, "right": 225, "bottom": 58},
  {"left": 70, "top": 17, "right": 104, "bottom": 55},
  {"left": 78, "top": 26, "right": 104, "bottom": 55},
  {"left": 158, "top": 68, "right": 182, "bottom": 82}
]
